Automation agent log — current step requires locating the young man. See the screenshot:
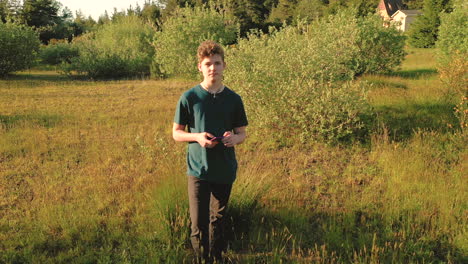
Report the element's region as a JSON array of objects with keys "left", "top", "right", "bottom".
[{"left": 172, "top": 41, "right": 248, "bottom": 263}]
